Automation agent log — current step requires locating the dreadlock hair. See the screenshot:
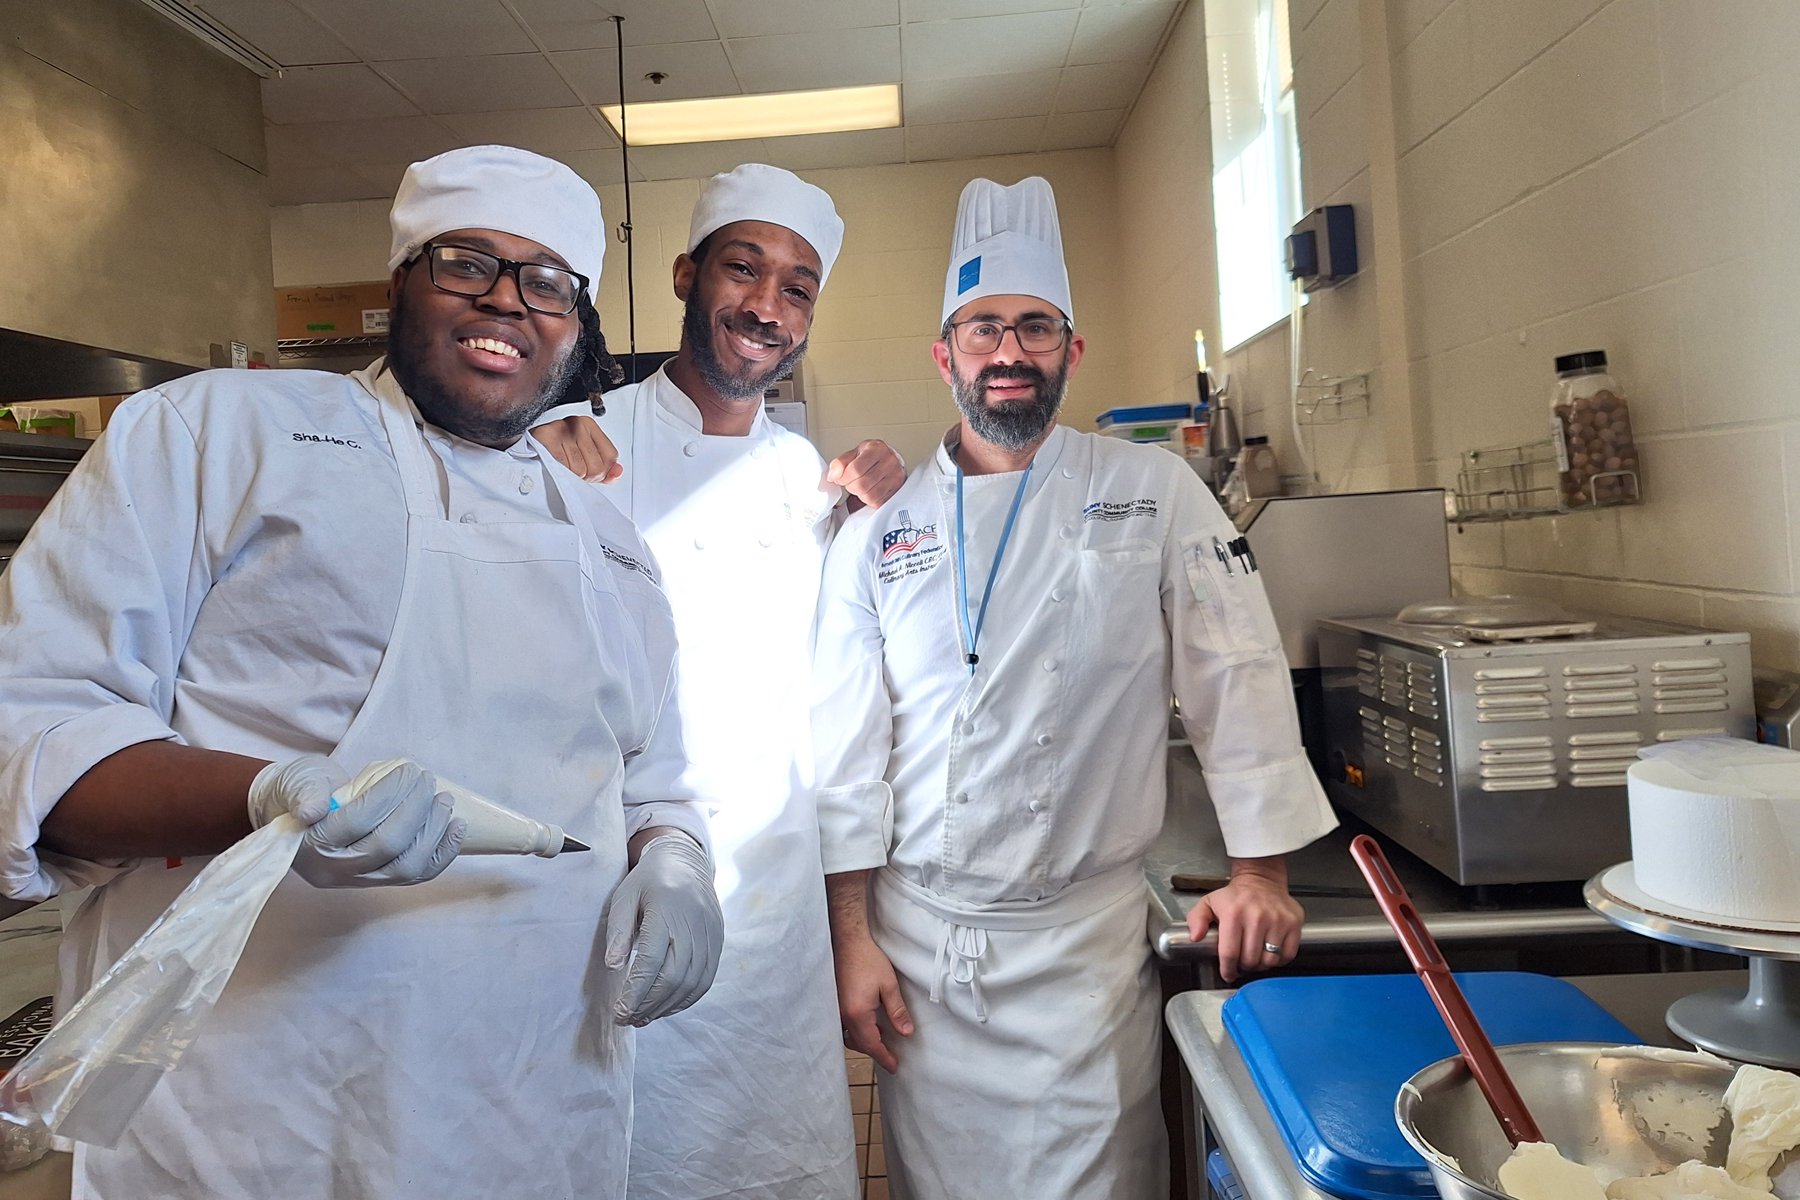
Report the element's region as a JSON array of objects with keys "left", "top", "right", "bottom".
[{"left": 559, "top": 293, "right": 623, "bottom": 415}]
